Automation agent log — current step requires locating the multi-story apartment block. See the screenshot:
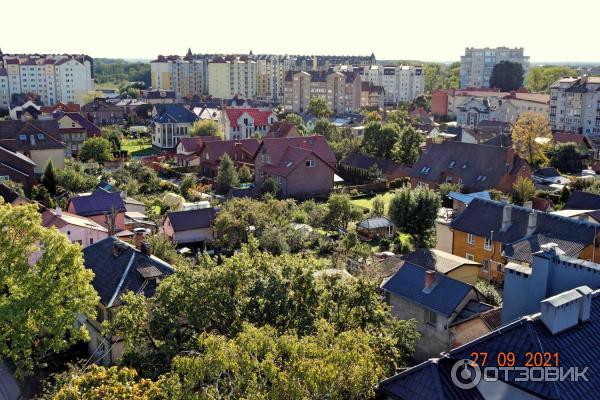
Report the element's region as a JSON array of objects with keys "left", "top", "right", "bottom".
[
  {"left": 549, "top": 76, "right": 600, "bottom": 135},
  {"left": 0, "top": 51, "right": 93, "bottom": 108},
  {"left": 150, "top": 50, "right": 207, "bottom": 100},
  {"left": 460, "top": 47, "right": 529, "bottom": 89},
  {"left": 283, "top": 70, "right": 361, "bottom": 114},
  {"left": 208, "top": 56, "right": 257, "bottom": 100},
  {"left": 255, "top": 55, "right": 285, "bottom": 103}
]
